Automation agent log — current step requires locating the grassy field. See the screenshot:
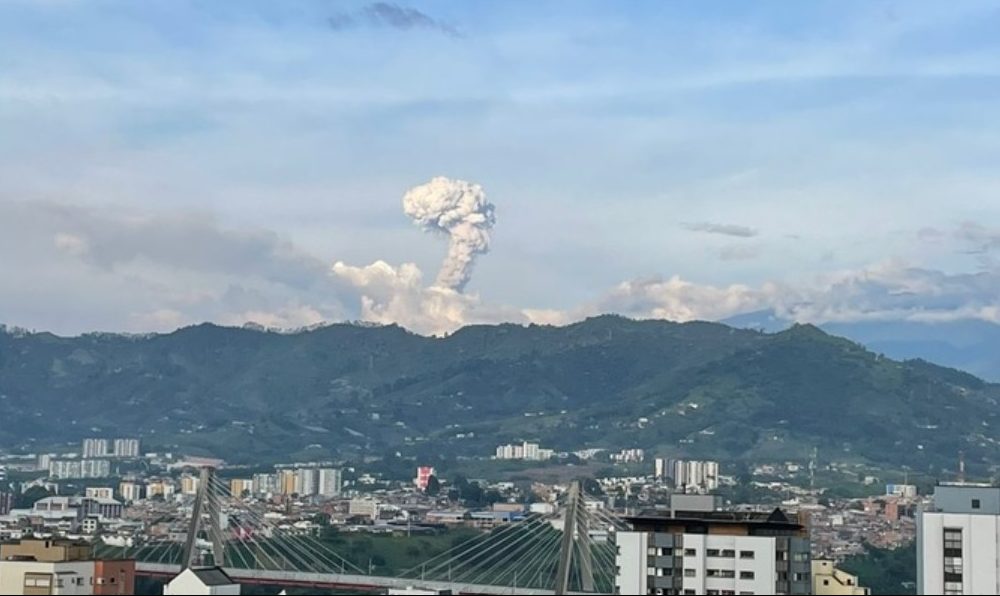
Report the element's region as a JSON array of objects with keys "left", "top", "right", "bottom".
[{"left": 319, "top": 527, "right": 482, "bottom": 576}]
